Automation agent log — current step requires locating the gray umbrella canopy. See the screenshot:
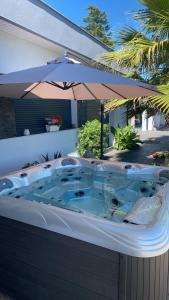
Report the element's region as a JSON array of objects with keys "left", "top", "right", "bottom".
[
  {"left": 0, "top": 56, "right": 159, "bottom": 100},
  {"left": 0, "top": 56, "right": 161, "bottom": 159}
]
